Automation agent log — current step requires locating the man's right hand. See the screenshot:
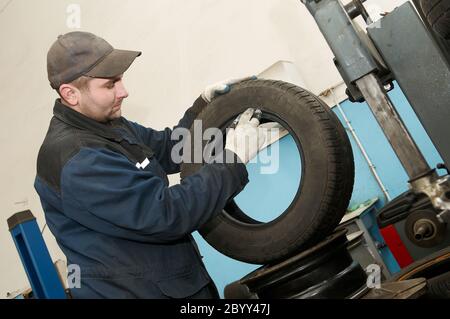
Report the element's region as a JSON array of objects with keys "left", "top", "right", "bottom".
[{"left": 225, "top": 108, "right": 266, "bottom": 164}]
